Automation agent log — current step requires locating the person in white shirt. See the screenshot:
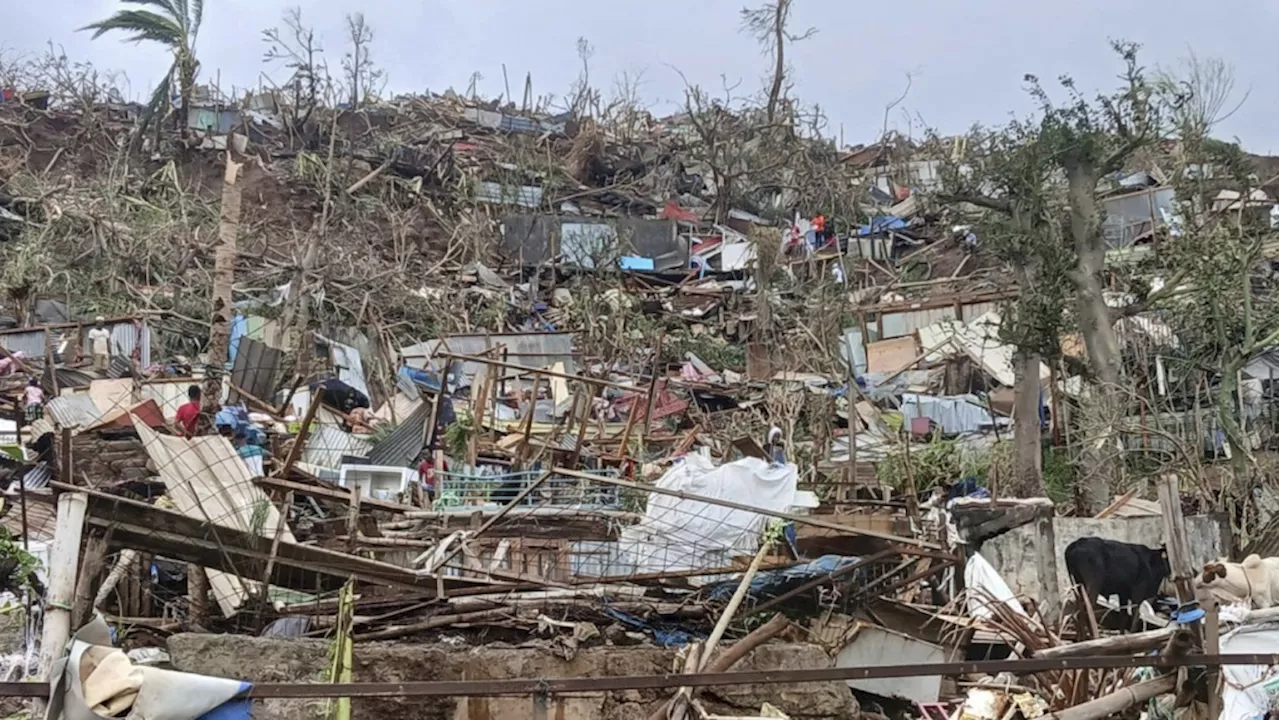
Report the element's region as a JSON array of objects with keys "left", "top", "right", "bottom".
[{"left": 87, "top": 316, "right": 112, "bottom": 373}]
